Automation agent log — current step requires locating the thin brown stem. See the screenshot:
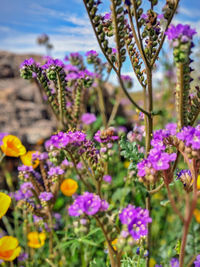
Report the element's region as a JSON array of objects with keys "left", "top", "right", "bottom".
[
  {"left": 118, "top": 74, "right": 150, "bottom": 116},
  {"left": 179, "top": 160, "right": 198, "bottom": 267},
  {"left": 94, "top": 216, "right": 121, "bottom": 267},
  {"left": 66, "top": 150, "right": 93, "bottom": 191},
  {"left": 131, "top": 0, "right": 149, "bottom": 66},
  {"left": 107, "top": 99, "right": 120, "bottom": 127},
  {"left": 96, "top": 83, "right": 107, "bottom": 127},
  {"left": 166, "top": 183, "right": 184, "bottom": 223},
  {"left": 148, "top": 182, "right": 165, "bottom": 194}
]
